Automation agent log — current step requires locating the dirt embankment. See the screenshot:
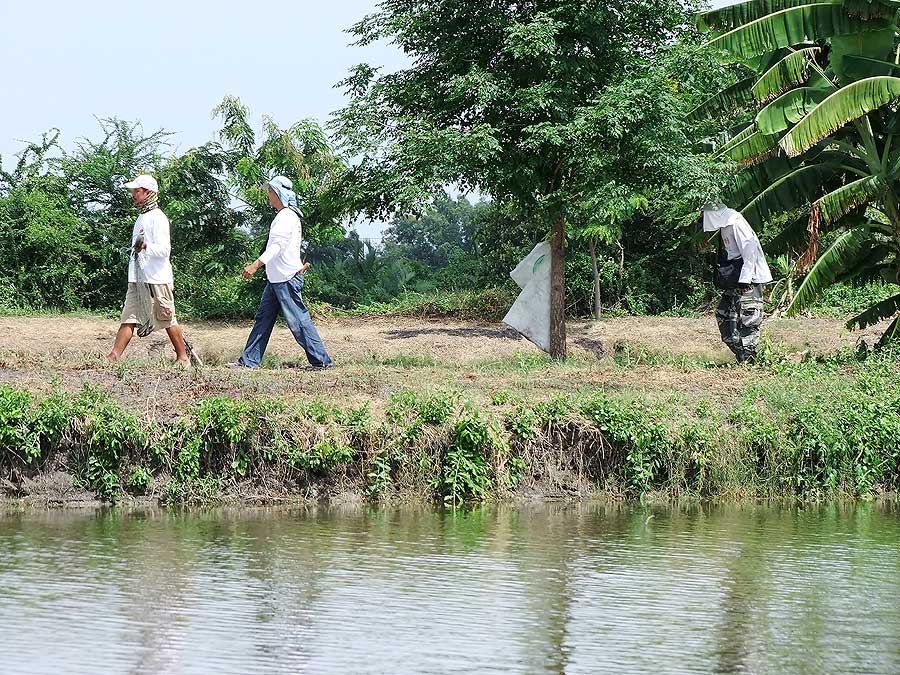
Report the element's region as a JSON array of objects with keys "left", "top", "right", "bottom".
[
  {"left": 0, "top": 313, "right": 882, "bottom": 418},
  {"left": 0, "top": 314, "right": 879, "bottom": 364},
  {"left": 0, "top": 314, "right": 891, "bottom": 507}
]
